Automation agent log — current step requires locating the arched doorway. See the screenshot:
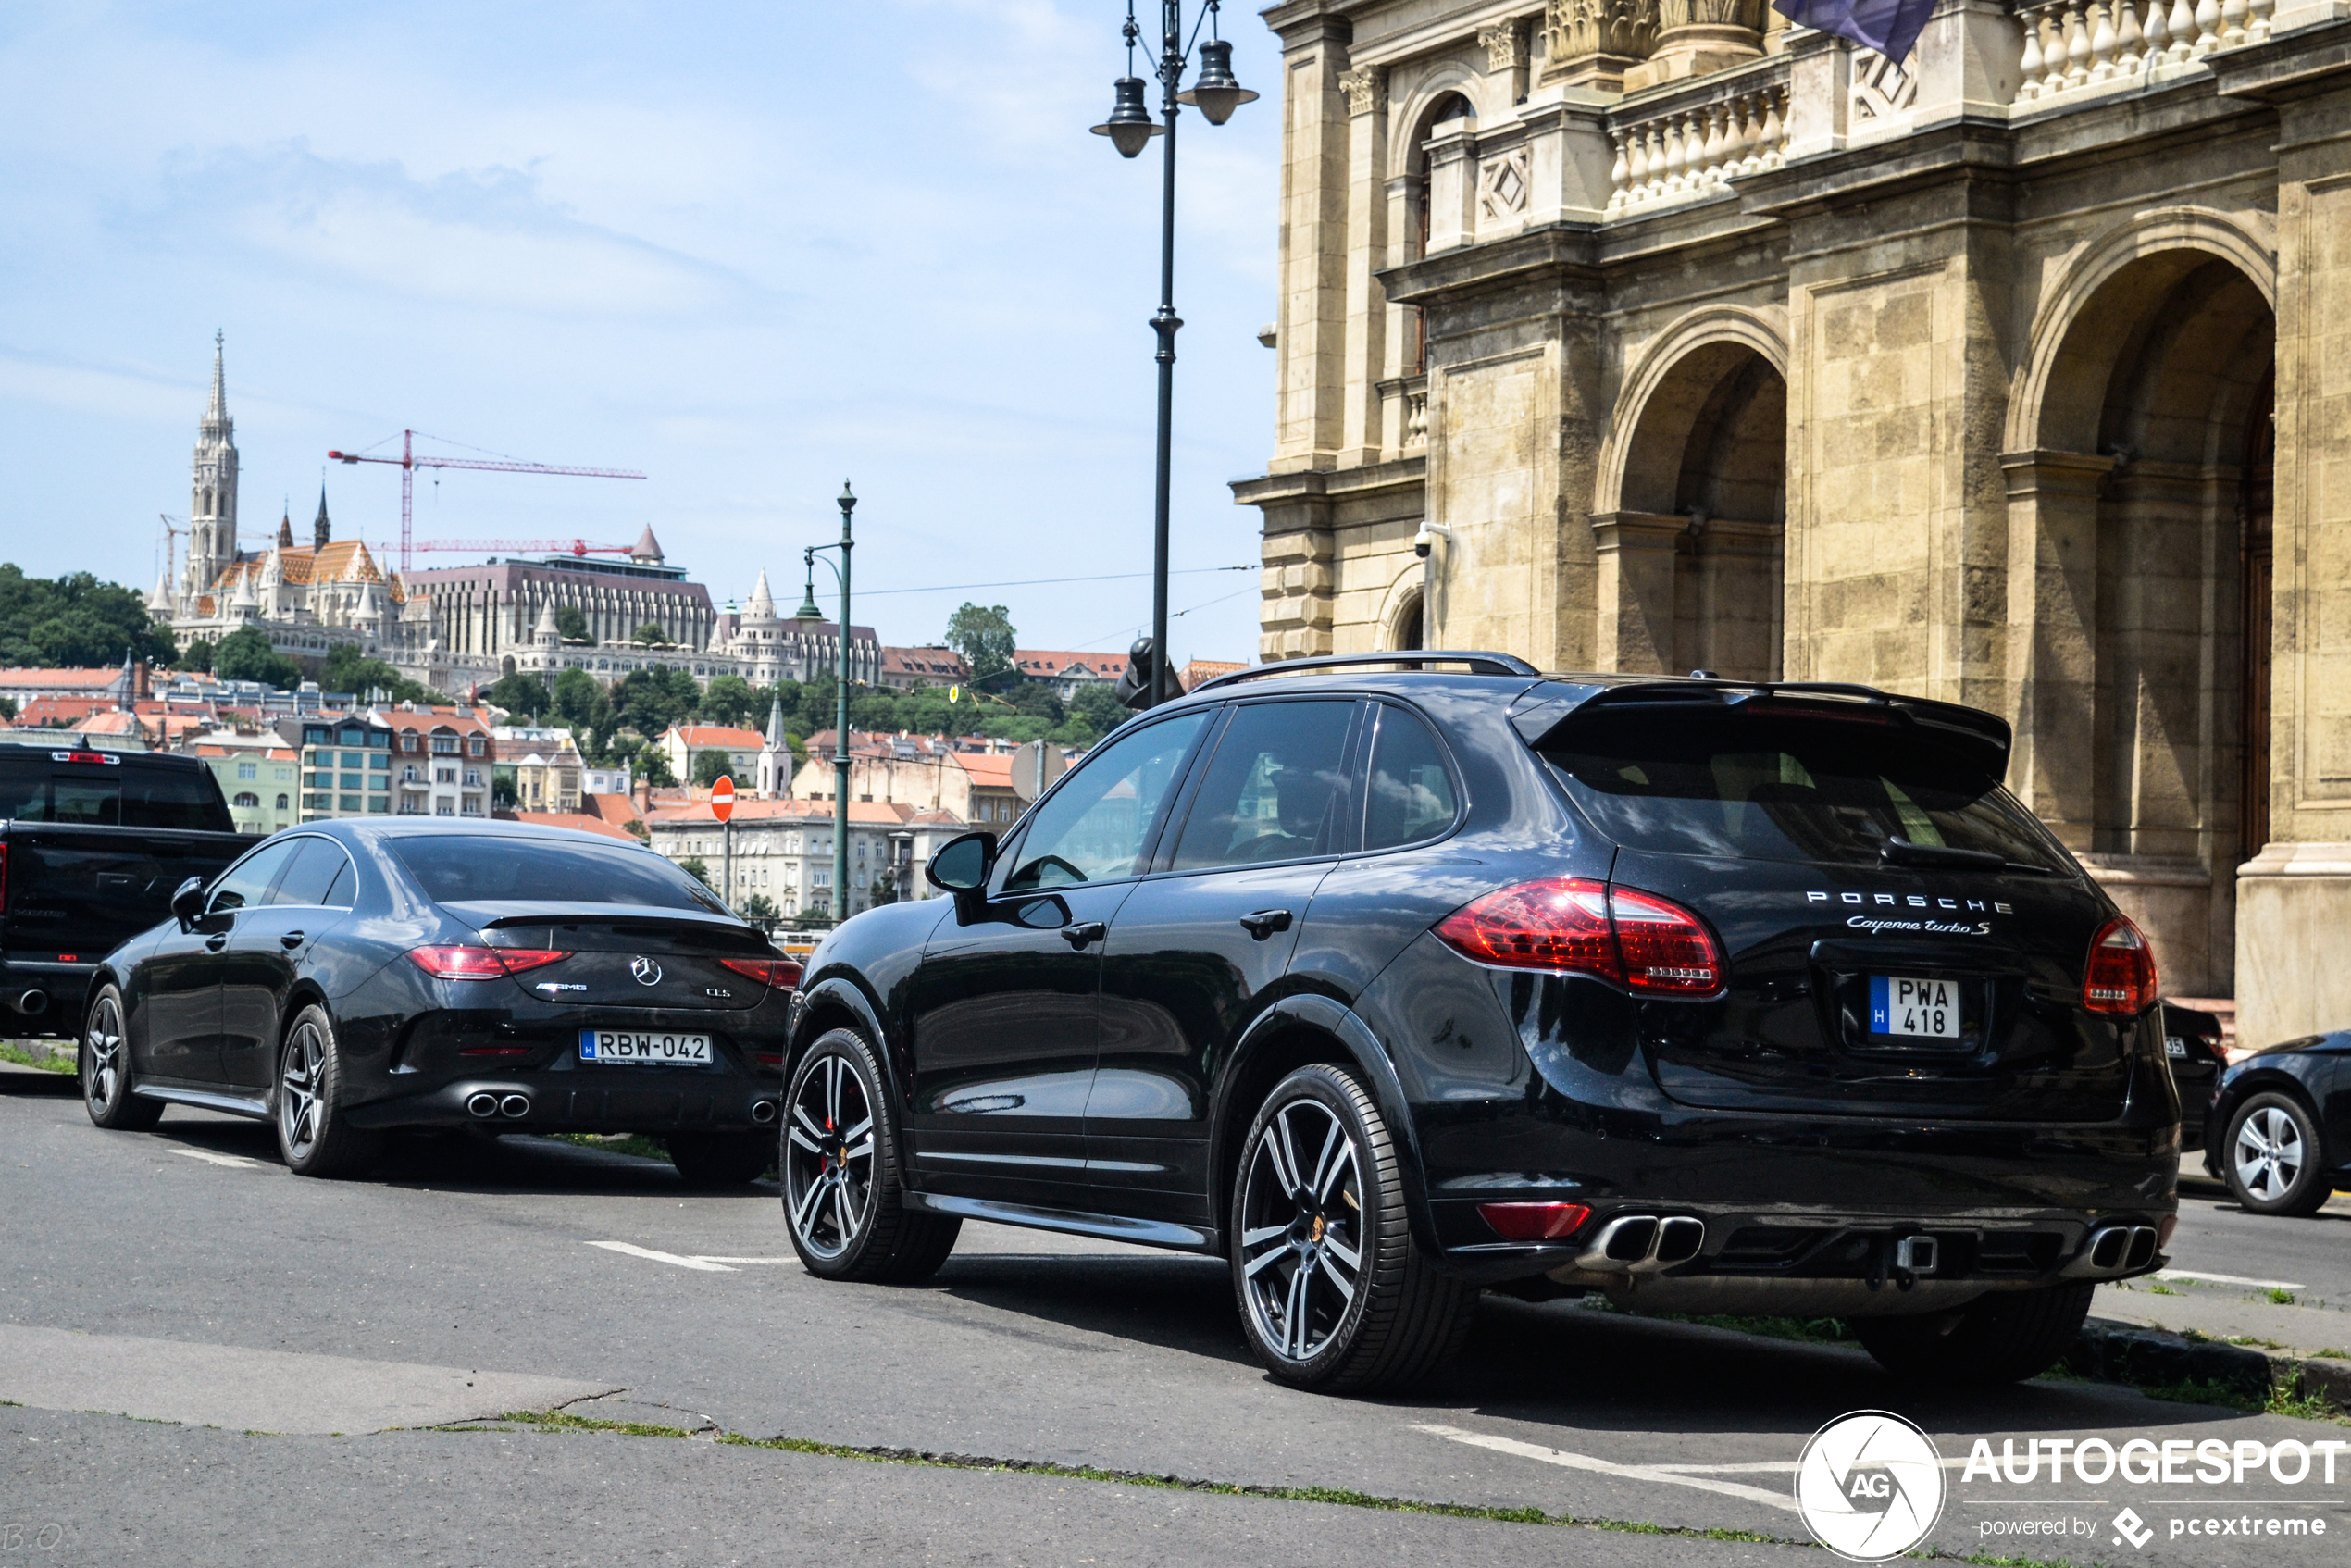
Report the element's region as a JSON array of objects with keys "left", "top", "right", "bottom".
[
  {"left": 1401, "top": 92, "right": 1474, "bottom": 374},
  {"left": 1600, "top": 337, "right": 1787, "bottom": 679},
  {"left": 1389, "top": 589, "right": 1424, "bottom": 652},
  {"left": 2021, "top": 248, "right": 2275, "bottom": 995}
]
